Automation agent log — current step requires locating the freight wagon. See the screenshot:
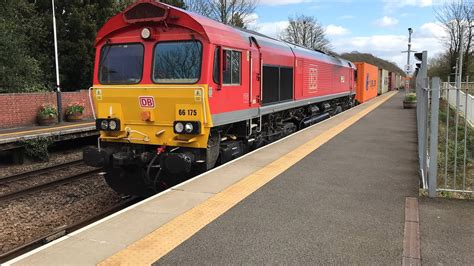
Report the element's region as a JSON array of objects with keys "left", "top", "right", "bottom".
[
  {"left": 389, "top": 72, "right": 397, "bottom": 91},
  {"left": 378, "top": 69, "right": 389, "bottom": 94},
  {"left": 396, "top": 74, "right": 403, "bottom": 89},
  {"left": 354, "top": 62, "right": 378, "bottom": 103}
]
